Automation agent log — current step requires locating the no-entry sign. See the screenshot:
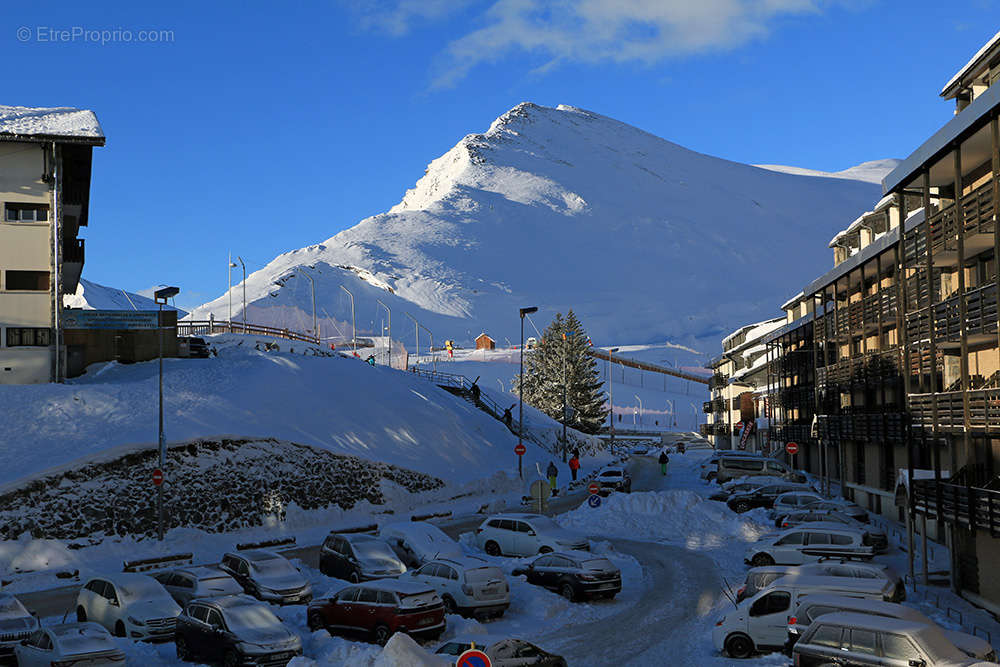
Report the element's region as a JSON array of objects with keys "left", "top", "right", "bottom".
[
  {"left": 152, "top": 469, "right": 164, "bottom": 486},
  {"left": 456, "top": 647, "right": 492, "bottom": 667},
  {"left": 514, "top": 443, "right": 526, "bottom": 456},
  {"left": 785, "top": 442, "right": 799, "bottom": 456},
  {"left": 588, "top": 482, "right": 600, "bottom": 495}
]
